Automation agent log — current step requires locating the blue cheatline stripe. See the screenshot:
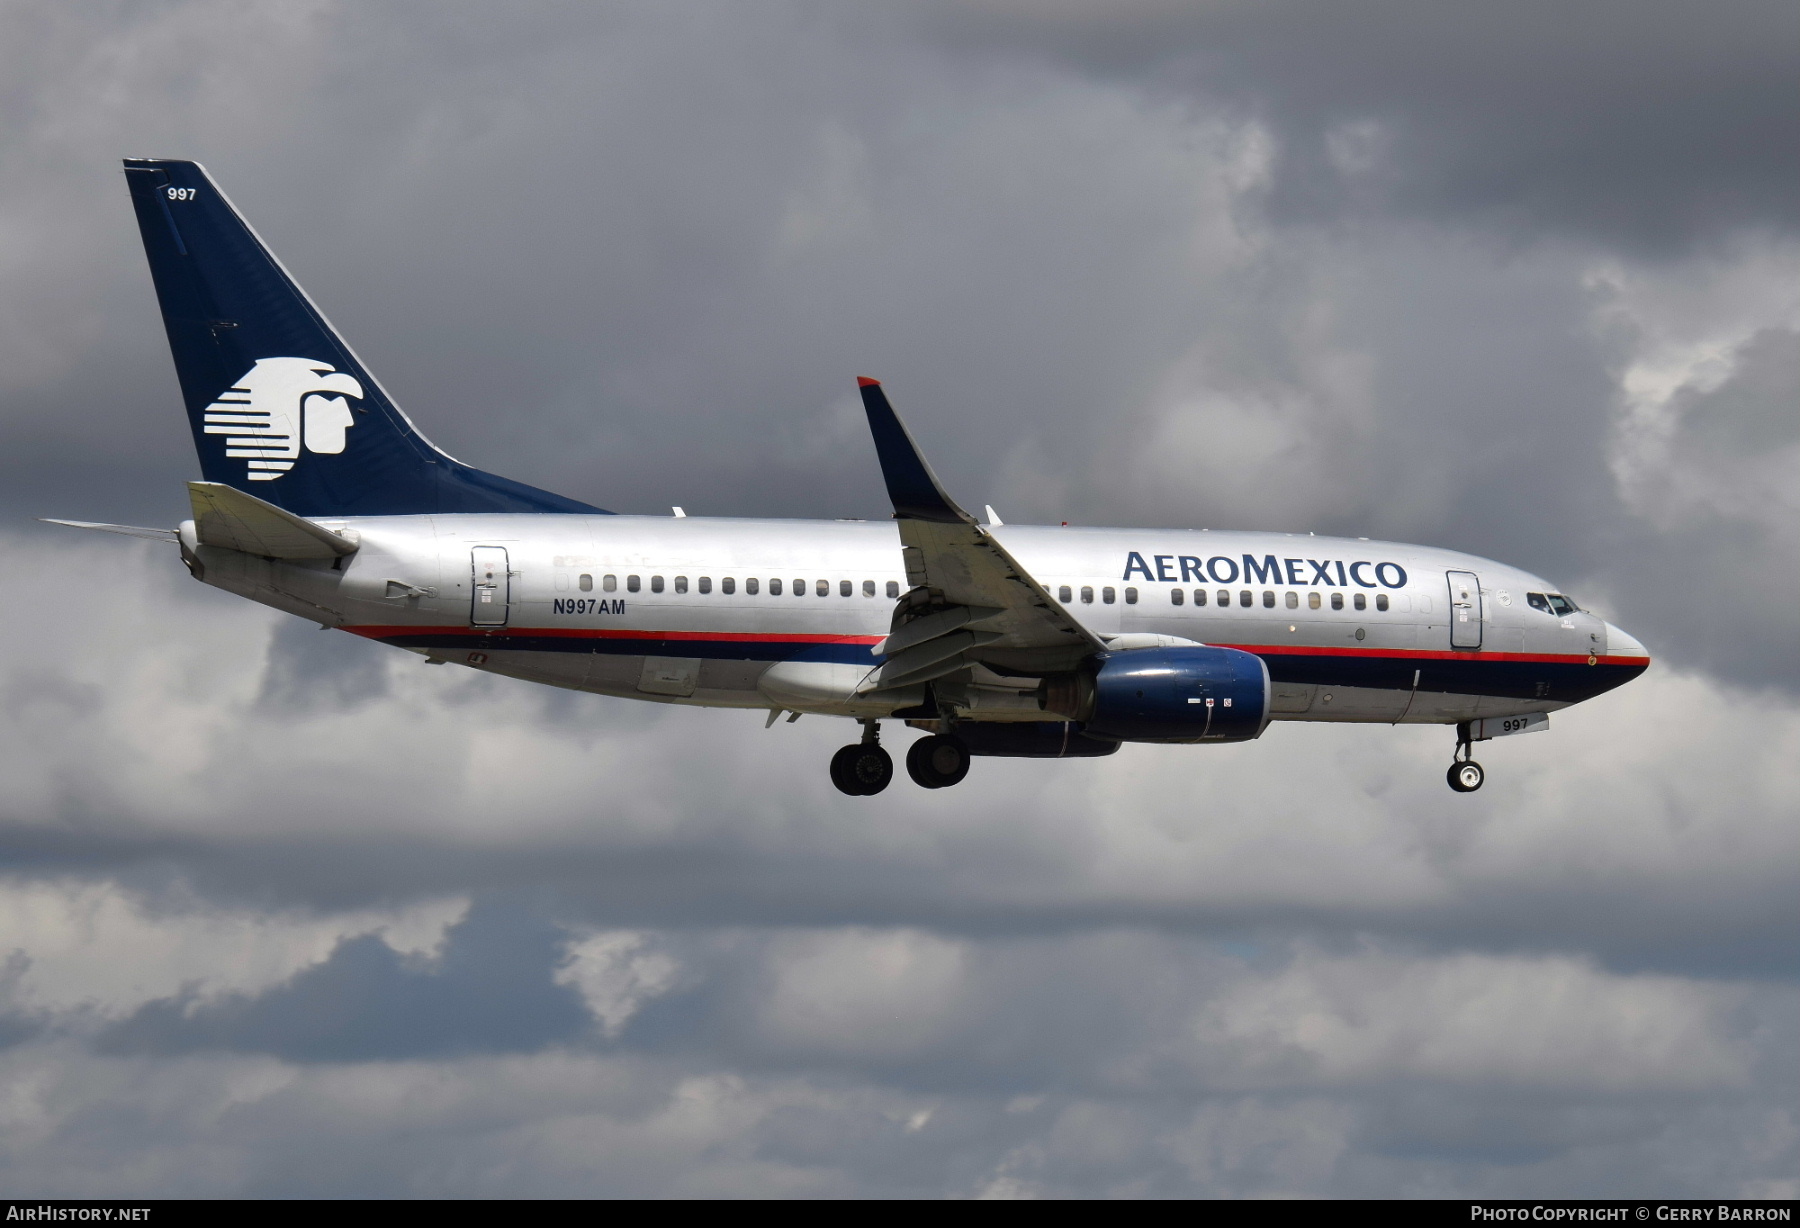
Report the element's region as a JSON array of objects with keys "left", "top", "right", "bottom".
[
  {"left": 359, "top": 626, "right": 1645, "bottom": 703},
  {"left": 369, "top": 631, "right": 880, "bottom": 666},
  {"left": 1258, "top": 652, "right": 1642, "bottom": 703}
]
